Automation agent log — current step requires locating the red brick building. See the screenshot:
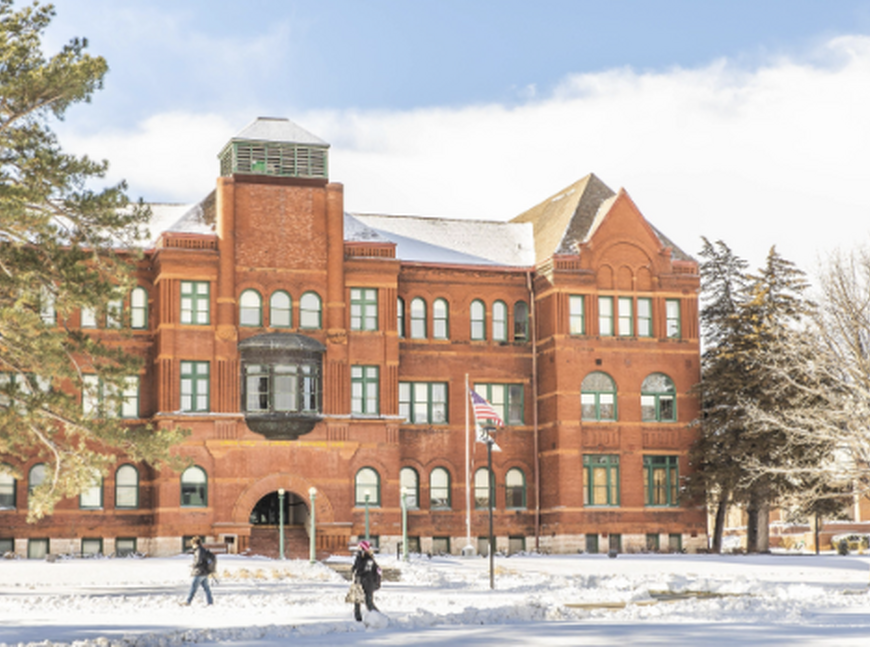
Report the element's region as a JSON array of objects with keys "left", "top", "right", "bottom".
[{"left": 0, "top": 117, "right": 706, "bottom": 558}]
